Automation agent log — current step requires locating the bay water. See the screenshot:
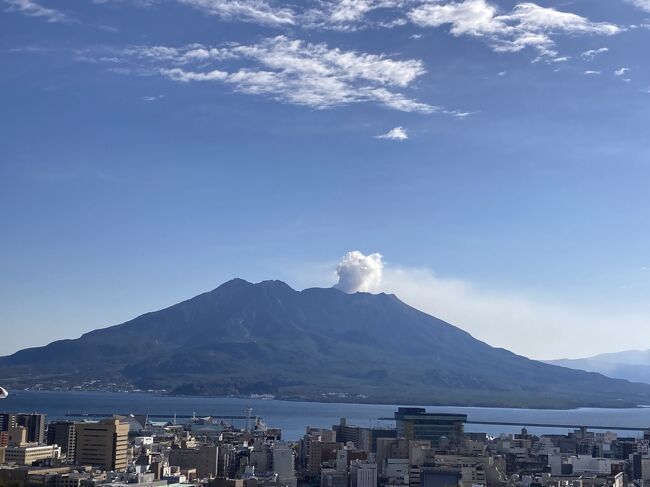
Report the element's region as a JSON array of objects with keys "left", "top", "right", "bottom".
[{"left": 3, "top": 390, "right": 650, "bottom": 440}]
